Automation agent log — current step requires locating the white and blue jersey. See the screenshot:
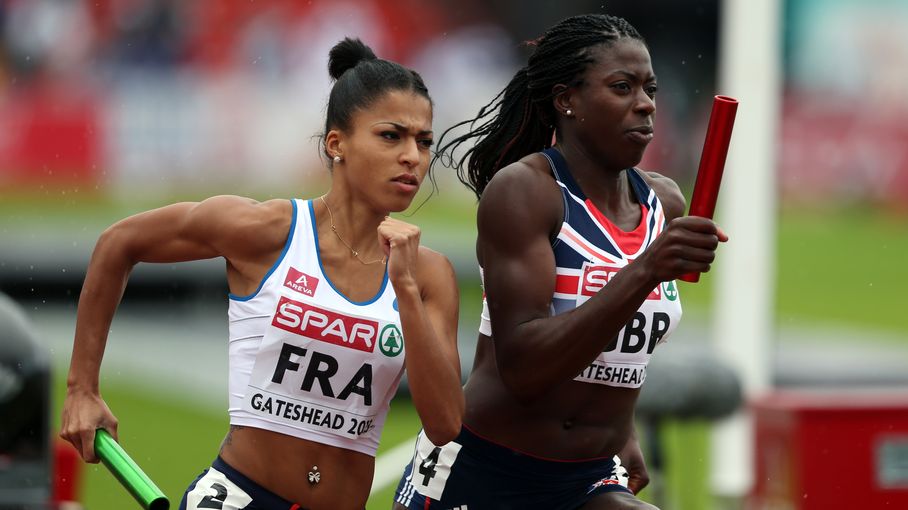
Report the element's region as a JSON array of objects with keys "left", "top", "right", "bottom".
[{"left": 226, "top": 199, "right": 405, "bottom": 457}]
